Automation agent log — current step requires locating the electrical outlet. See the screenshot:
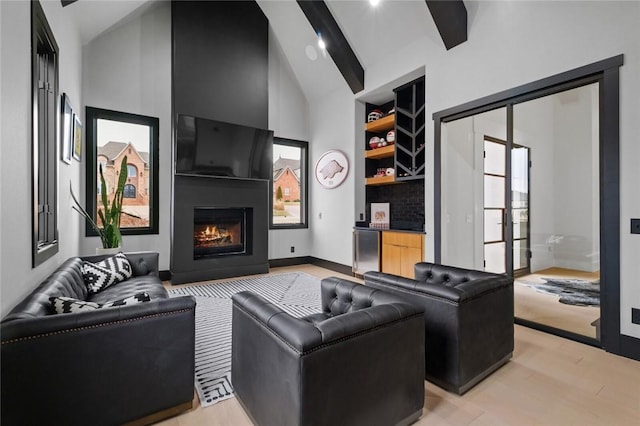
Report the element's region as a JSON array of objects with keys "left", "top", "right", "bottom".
[
  {"left": 290, "top": 246, "right": 295, "bottom": 253},
  {"left": 631, "top": 218, "right": 640, "bottom": 234},
  {"left": 360, "top": 213, "right": 364, "bottom": 220},
  {"left": 632, "top": 308, "right": 640, "bottom": 325}
]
